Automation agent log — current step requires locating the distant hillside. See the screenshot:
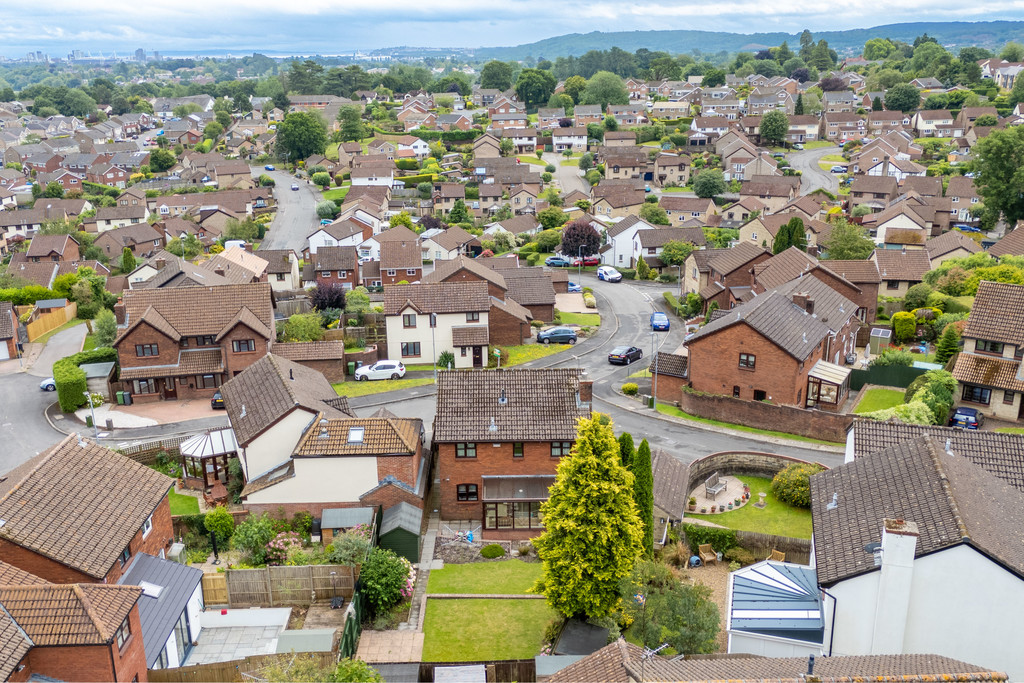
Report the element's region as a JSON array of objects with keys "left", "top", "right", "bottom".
[{"left": 473, "top": 21, "right": 1024, "bottom": 61}]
